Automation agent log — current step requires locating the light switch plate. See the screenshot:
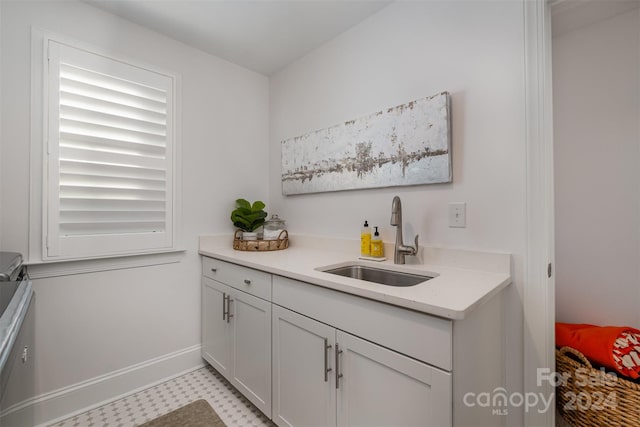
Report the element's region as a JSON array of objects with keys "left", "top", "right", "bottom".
[{"left": 448, "top": 202, "right": 466, "bottom": 228}]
